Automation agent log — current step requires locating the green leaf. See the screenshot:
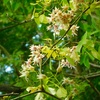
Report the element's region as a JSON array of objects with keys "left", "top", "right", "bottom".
[
  {"left": 86, "top": 51, "right": 94, "bottom": 61},
  {"left": 34, "top": 13, "right": 40, "bottom": 24},
  {"left": 76, "top": 32, "right": 87, "bottom": 52},
  {"left": 84, "top": 40, "right": 94, "bottom": 49},
  {"left": 52, "top": 51, "right": 57, "bottom": 59},
  {"left": 39, "top": 14, "right": 48, "bottom": 24},
  {"left": 66, "top": 56, "right": 75, "bottom": 66},
  {"left": 56, "top": 87, "right": 67, "bottom": 98},
  {"left": 3, "top": 0, "right": 9, "bottom": 5},
  {"left": 84, "top": 55, "right": 90, "bottom": 69},
  {"left": 48, "top": 87, "right": 56, "bottom": 95},
  {"left": 87, "top": 31, "right": 99, "bottom": 37},
  {"left": 86, "top": 15, "right": 92, "bottom": 25},
  {"left": 91, "top": 48, "right": 100, "bottom": 60}
]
